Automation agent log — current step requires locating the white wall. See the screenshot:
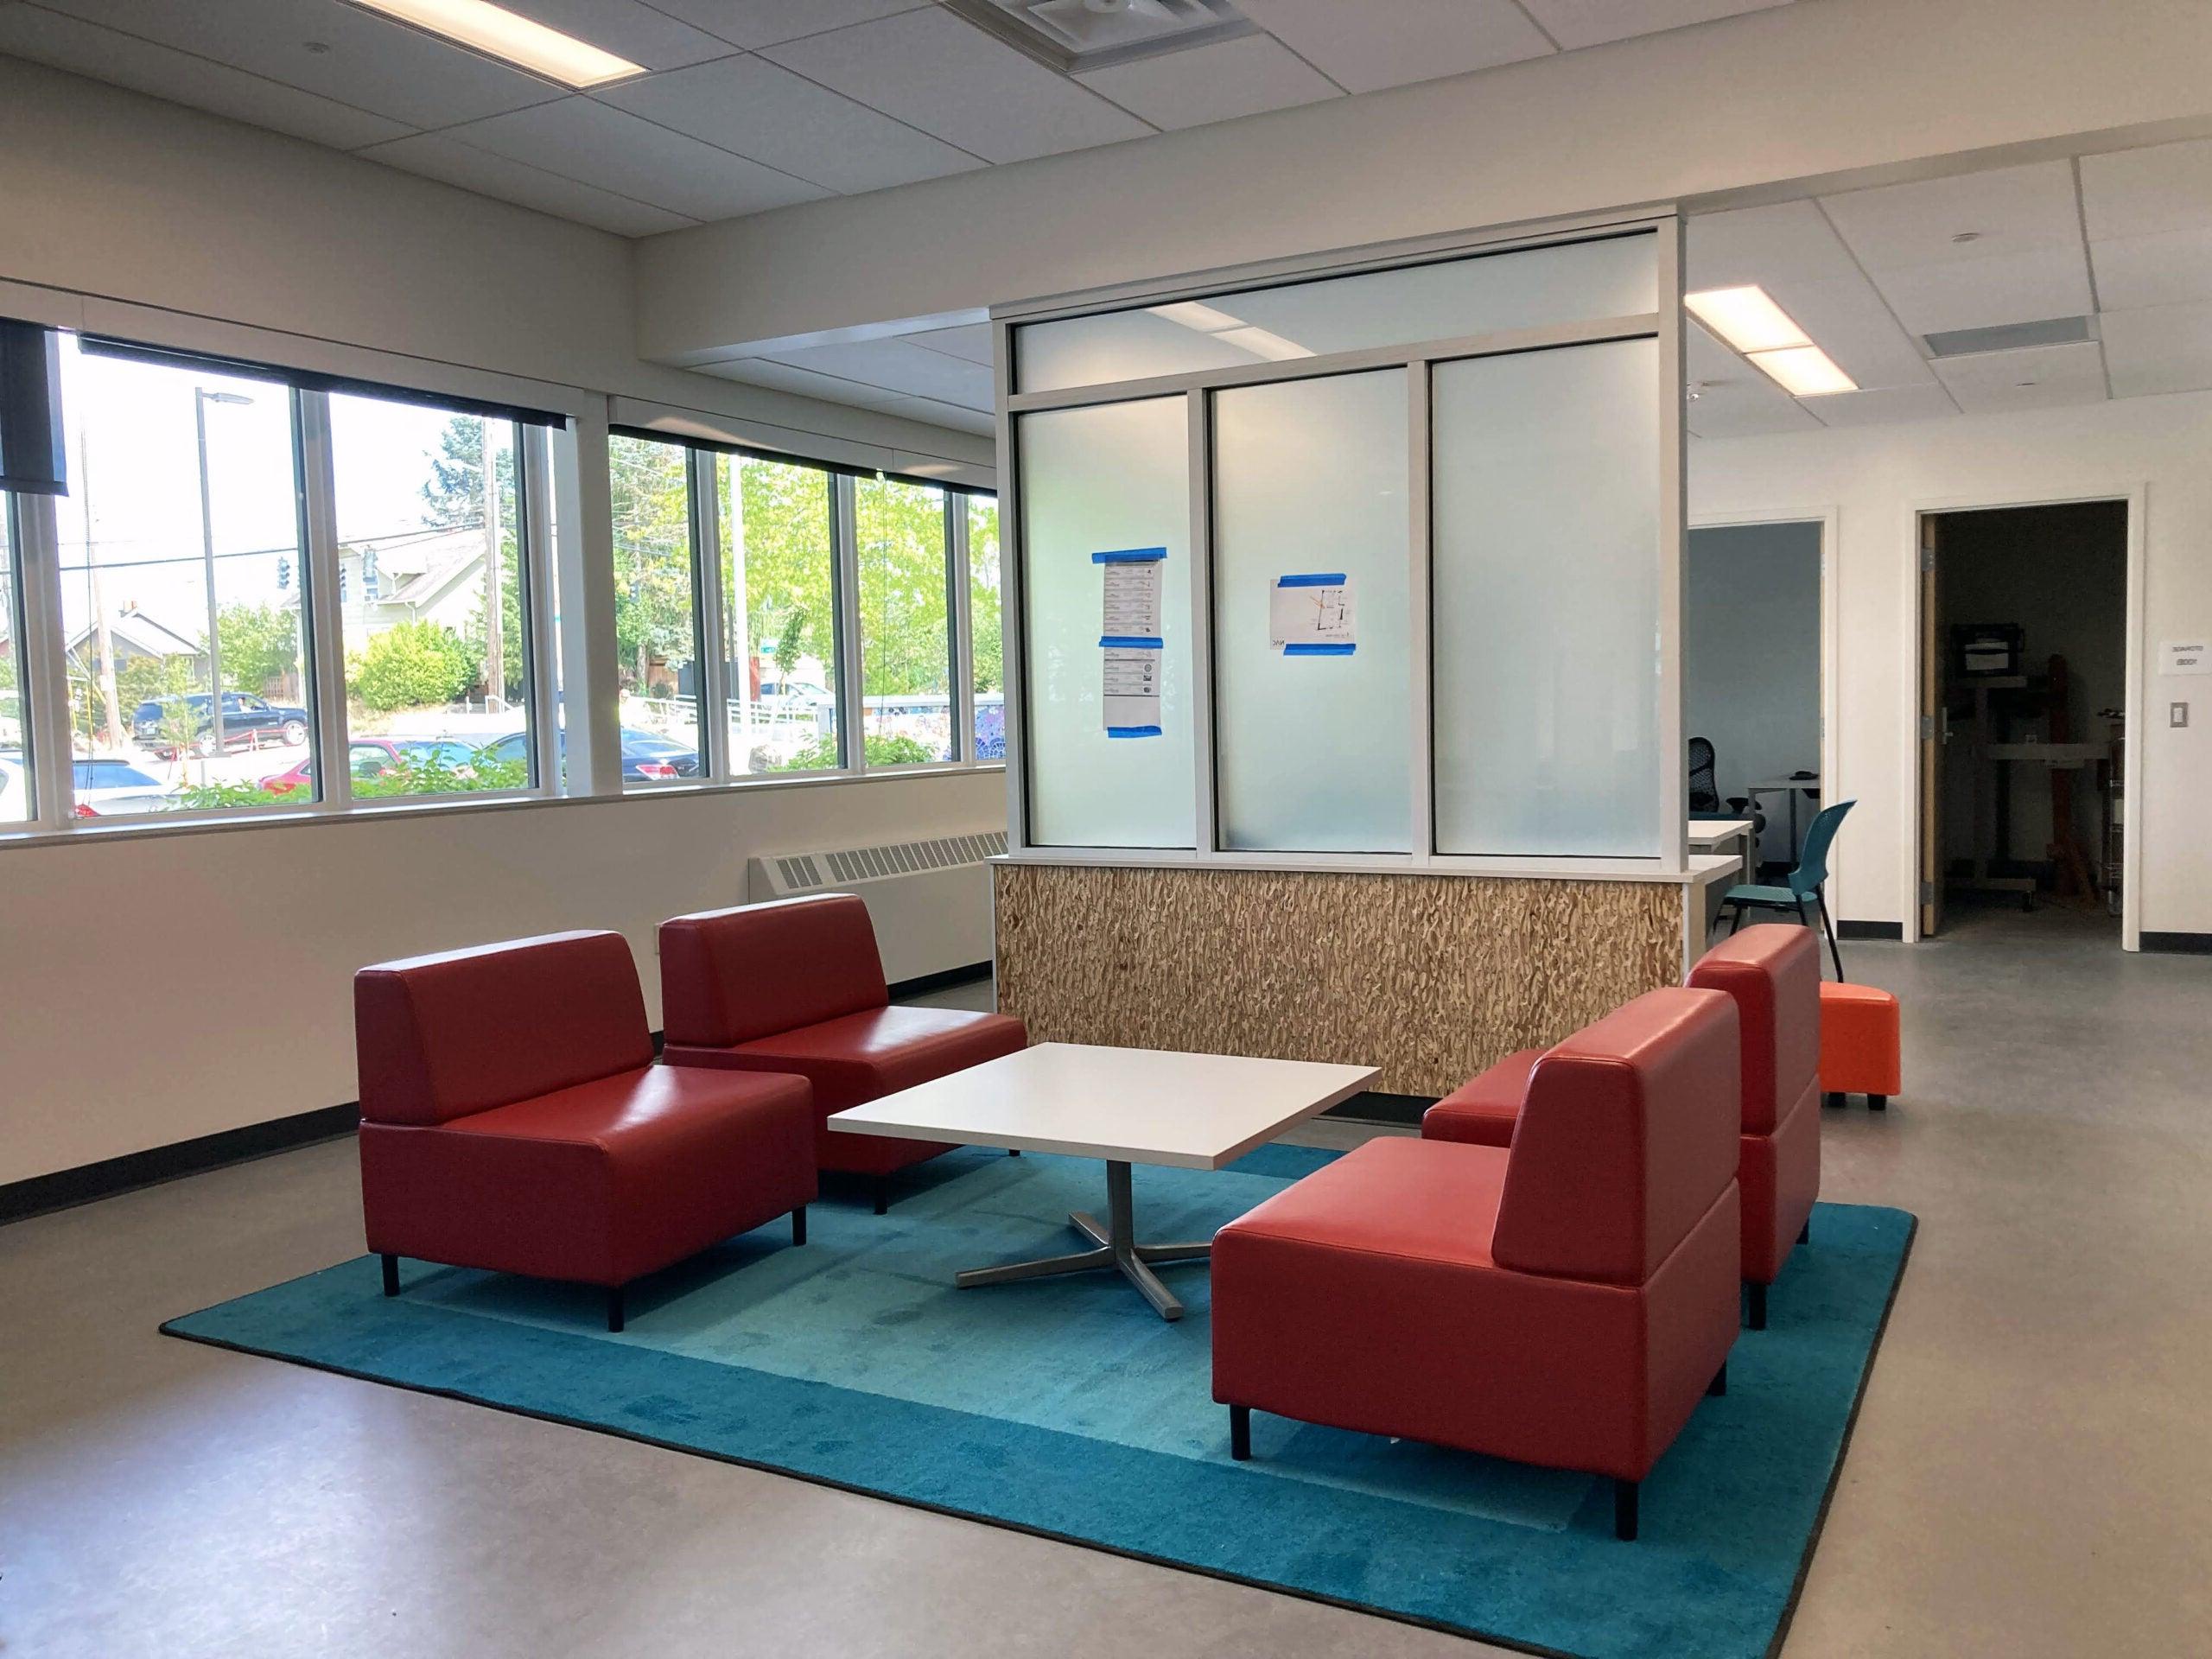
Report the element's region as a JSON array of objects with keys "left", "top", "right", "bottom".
[
  {"left": 1686, "top": 522, "right": 1822, "bottom": 869},
  {"left": 1690, "top": 391, "right": 2212, "bottom": 936},
  {"left": 636, "top": 0, "right": 2212, "bottom": 359}
]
